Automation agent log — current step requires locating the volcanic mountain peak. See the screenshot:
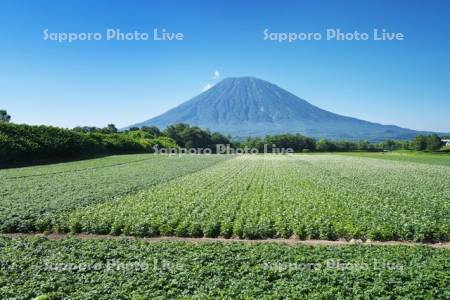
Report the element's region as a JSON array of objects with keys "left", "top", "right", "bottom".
[{"left": 128, "top": 77, "right": 425, "bottom": 141}]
